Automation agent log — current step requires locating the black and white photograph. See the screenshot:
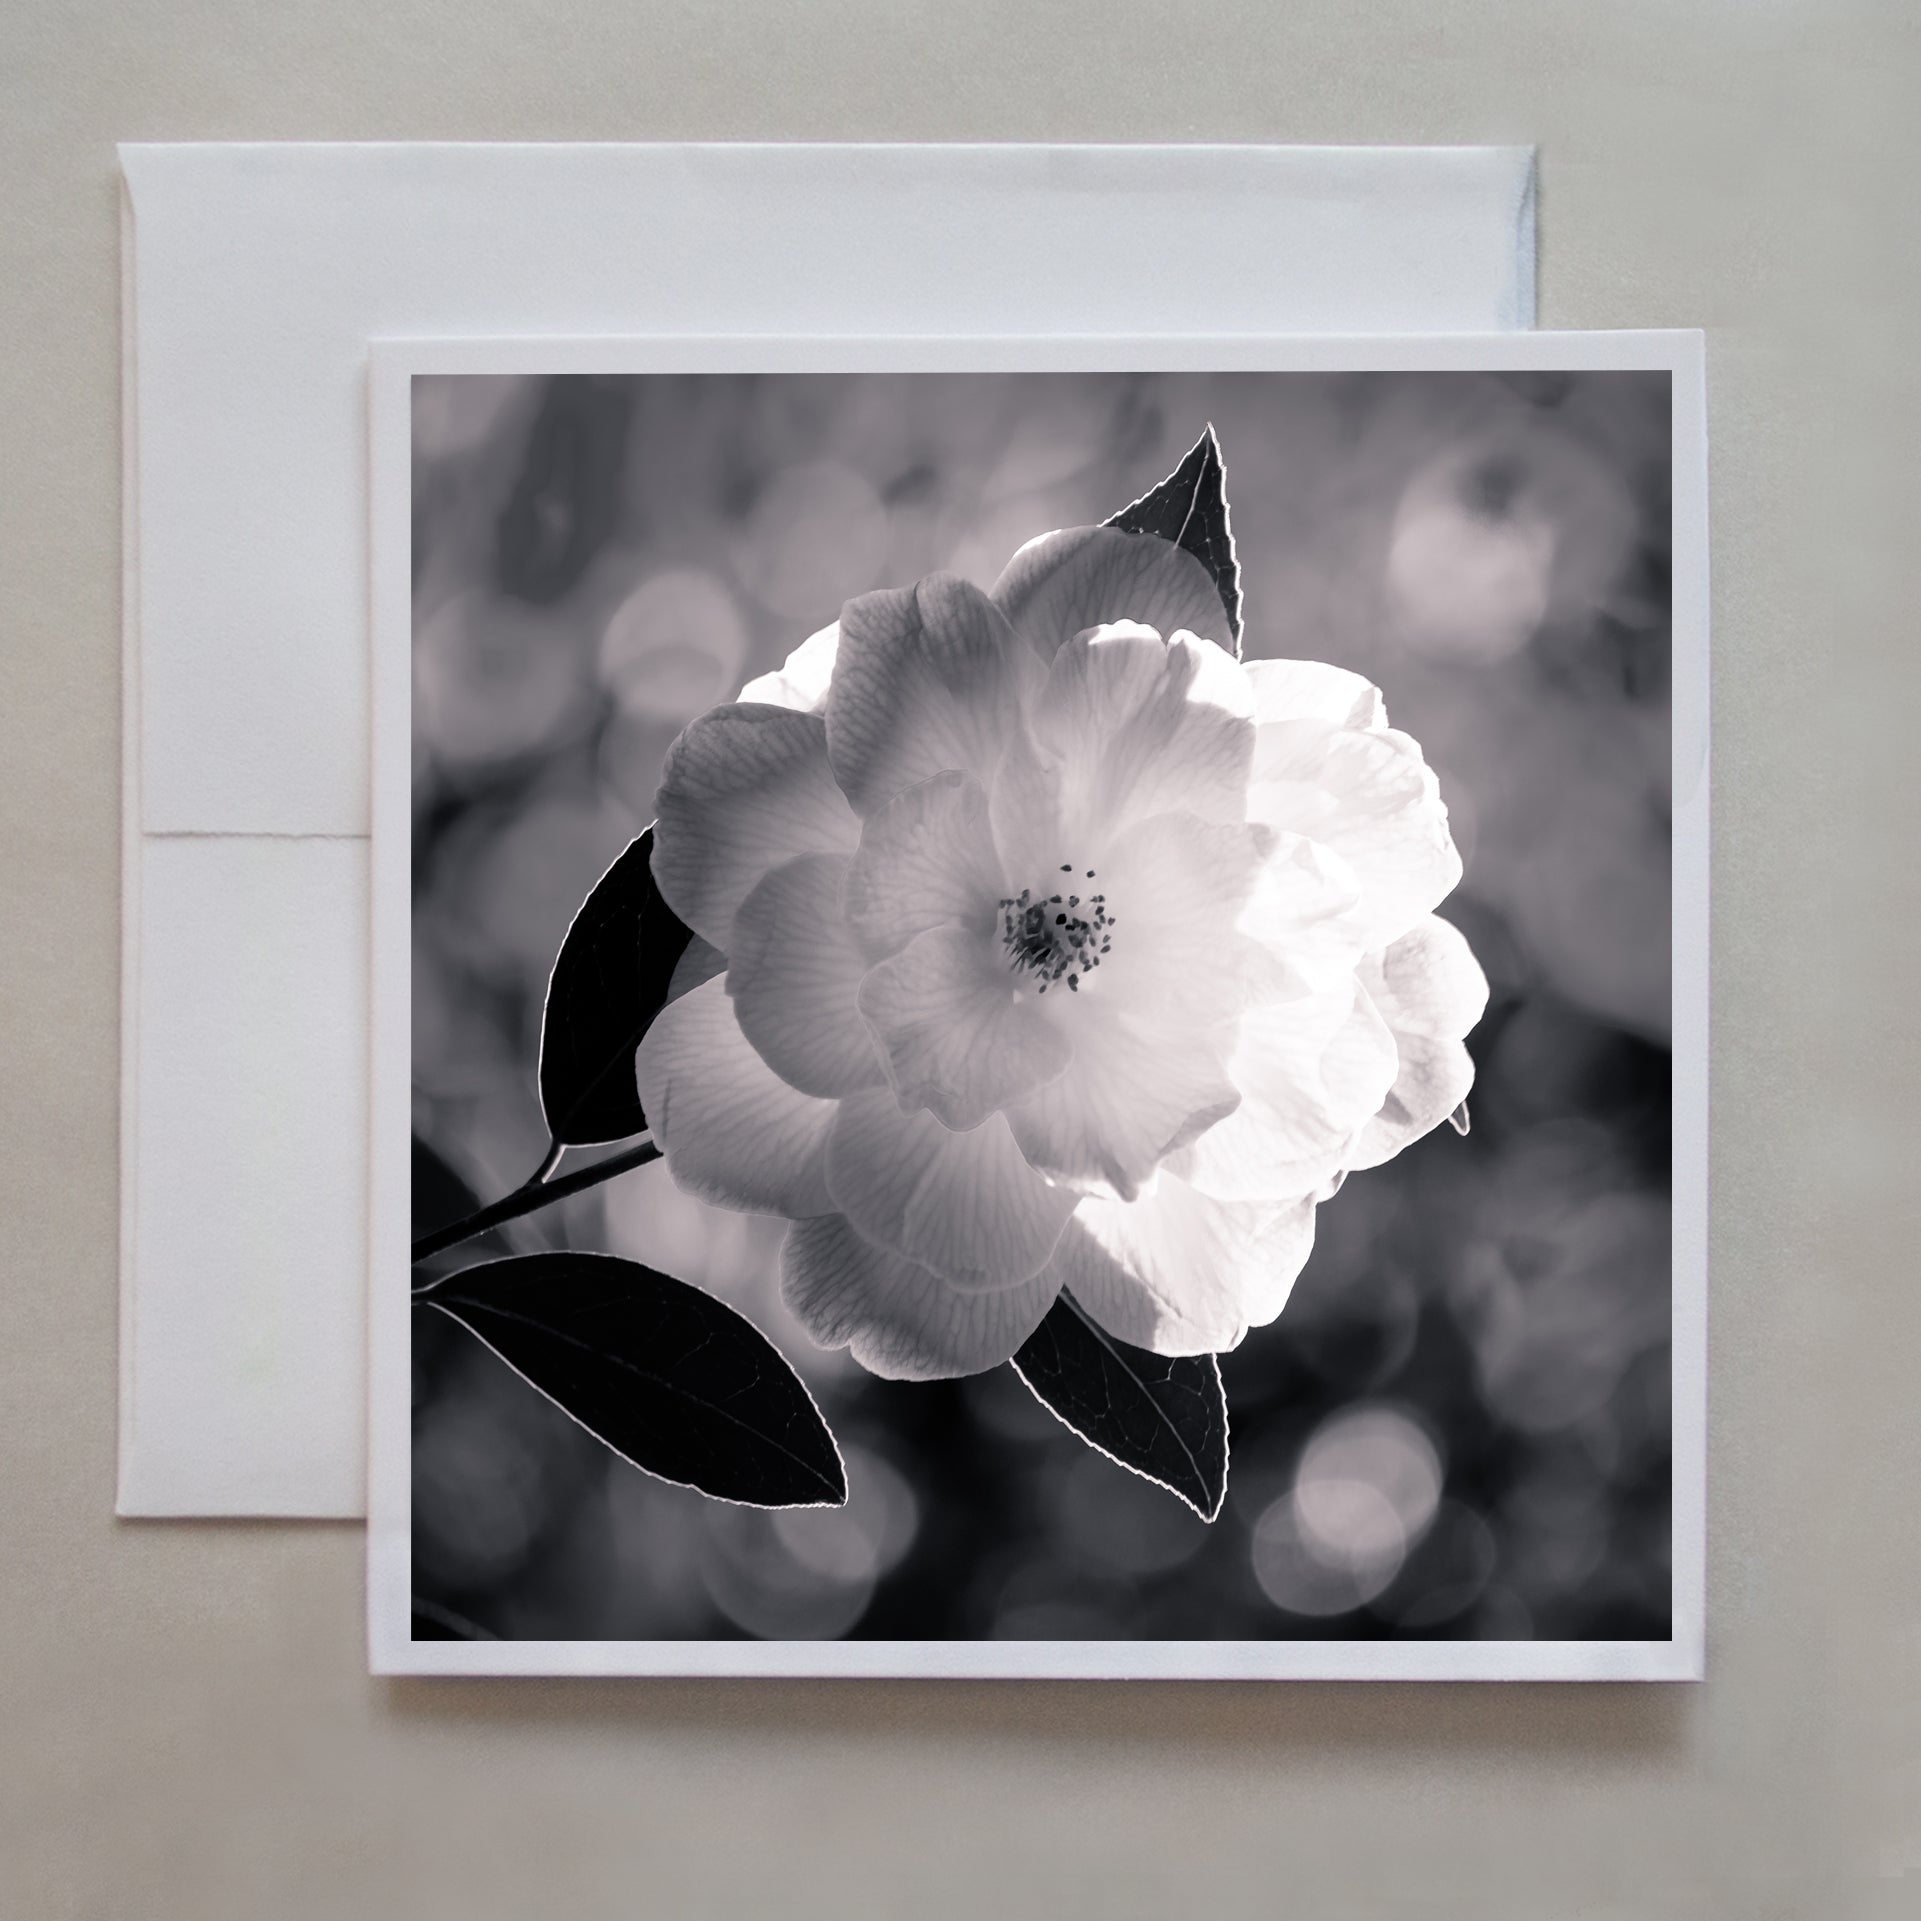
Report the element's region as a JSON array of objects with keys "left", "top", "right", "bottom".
[{"left": 375, "top": 344, "right": 1706, "bottom": 1676}]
